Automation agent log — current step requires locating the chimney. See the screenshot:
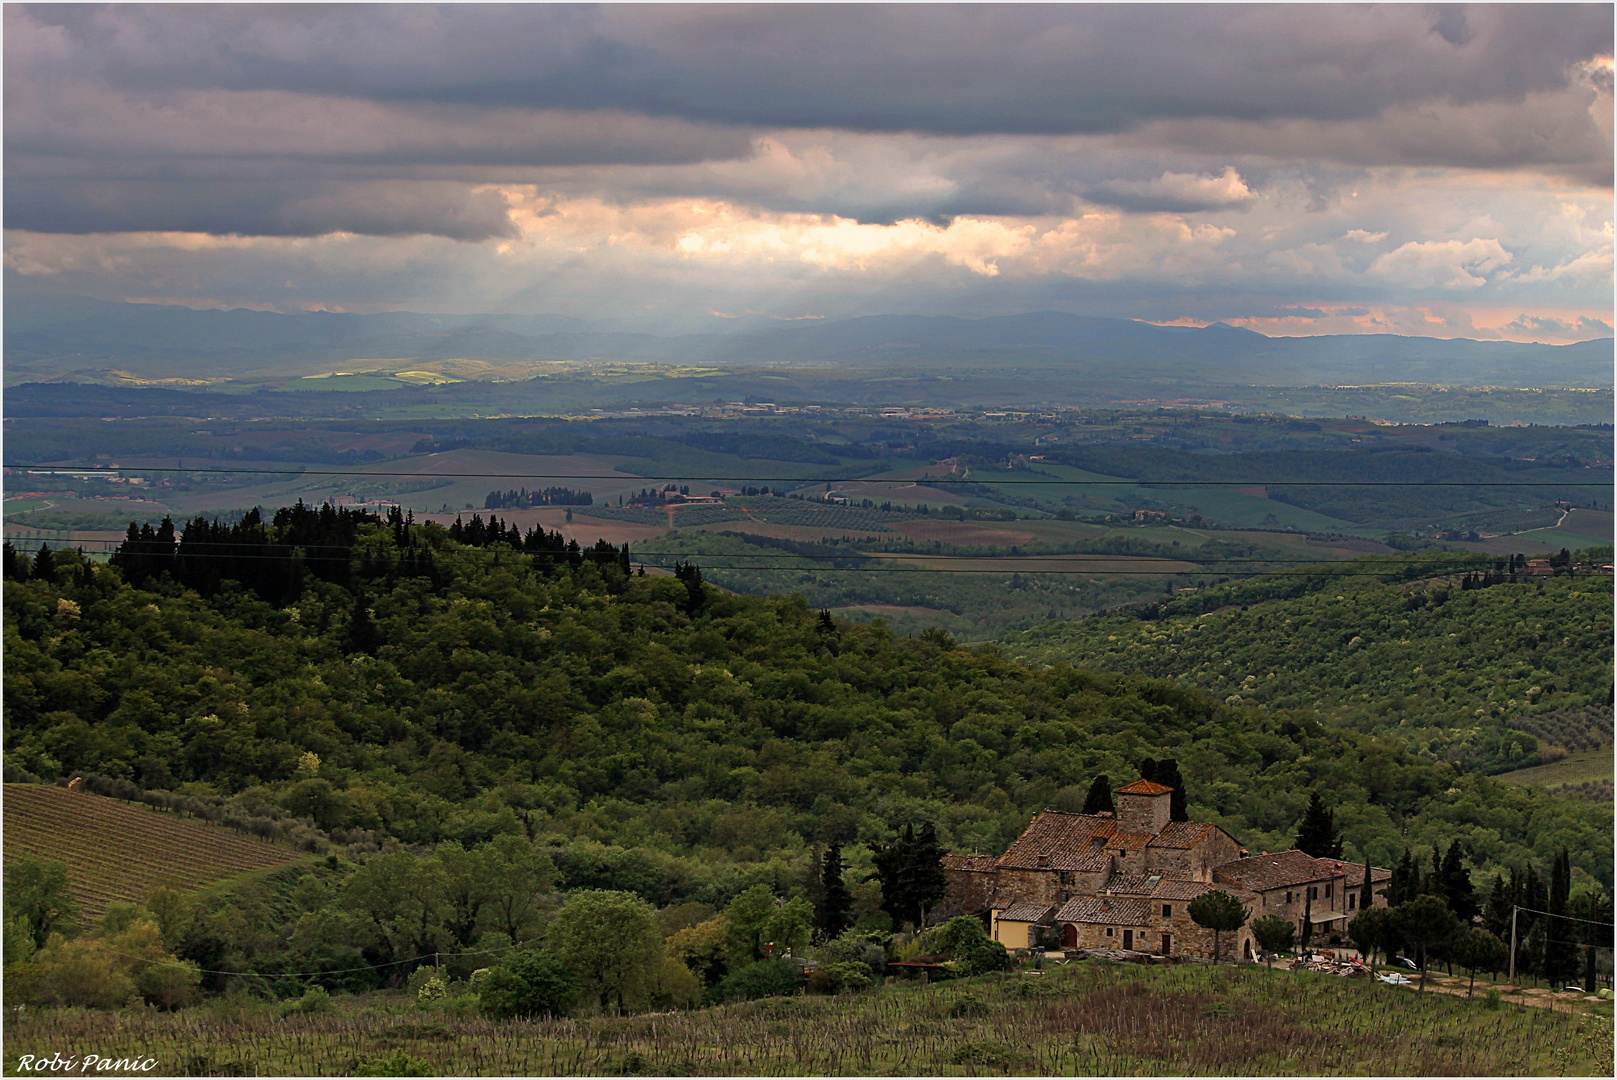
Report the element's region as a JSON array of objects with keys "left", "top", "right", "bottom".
[{"left": 1037, "top": 854, "right": 1050, "bottom": 869}]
